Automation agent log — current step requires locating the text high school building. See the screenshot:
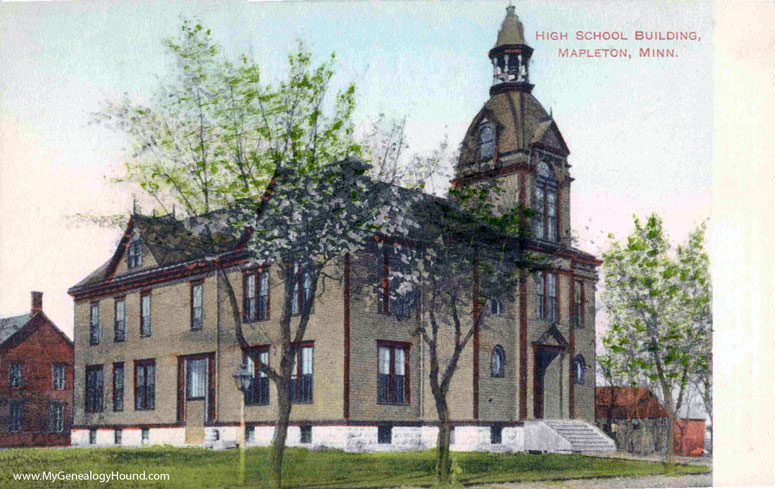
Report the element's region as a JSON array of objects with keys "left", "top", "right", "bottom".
[{"left": 68, "top": 8, "right": 614, "bottom": 453}]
